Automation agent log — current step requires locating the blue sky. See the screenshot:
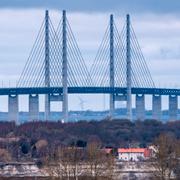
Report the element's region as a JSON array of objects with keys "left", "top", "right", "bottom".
[
  {"left": 0, "top": 0, "right": 179, "bottom": 13},
  {"left": 0, "top": 1, "right": 180, "bottom": 111}
]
